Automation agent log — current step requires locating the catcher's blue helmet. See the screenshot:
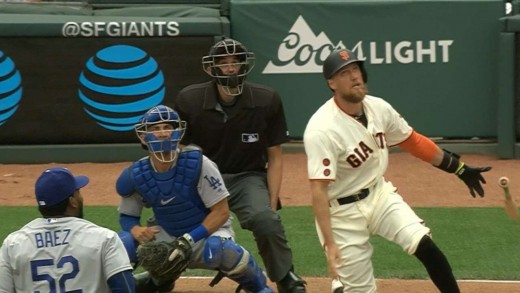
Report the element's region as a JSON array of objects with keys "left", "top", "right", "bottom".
[{"left": 135, "top": 105, "right": 186, "bottom": 162}]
